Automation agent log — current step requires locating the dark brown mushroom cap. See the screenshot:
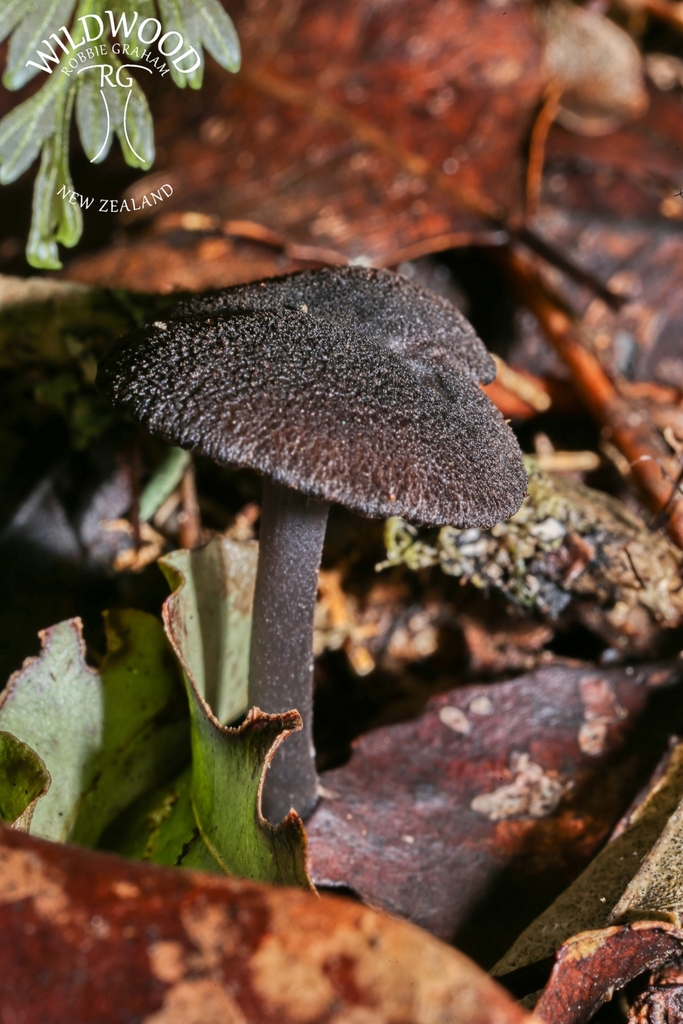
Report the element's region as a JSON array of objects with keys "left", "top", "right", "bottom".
[
  {"left": 97, "top": 309, "right": 526, "bottom": 528},
  {"left": 171, "top": 266, "right": 496, "bottom": 386}
]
